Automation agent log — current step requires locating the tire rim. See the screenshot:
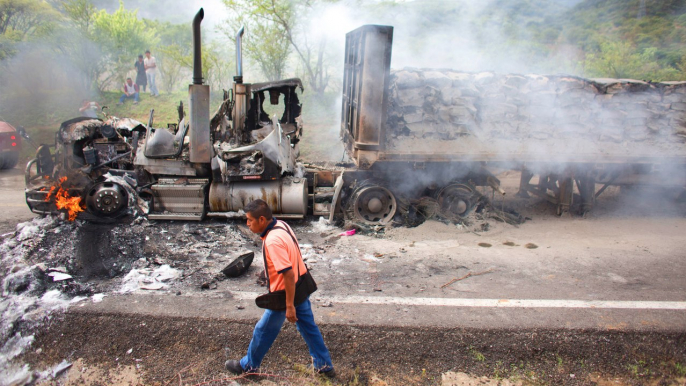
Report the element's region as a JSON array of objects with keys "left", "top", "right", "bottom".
[{"left": 352, "top": 185, "right": 397, "bottom": 225}]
